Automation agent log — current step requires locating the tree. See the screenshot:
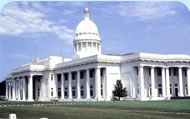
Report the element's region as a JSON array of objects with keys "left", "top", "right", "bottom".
[{"left": 112, "top": 80, "right": 127, "bottom": 101}]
